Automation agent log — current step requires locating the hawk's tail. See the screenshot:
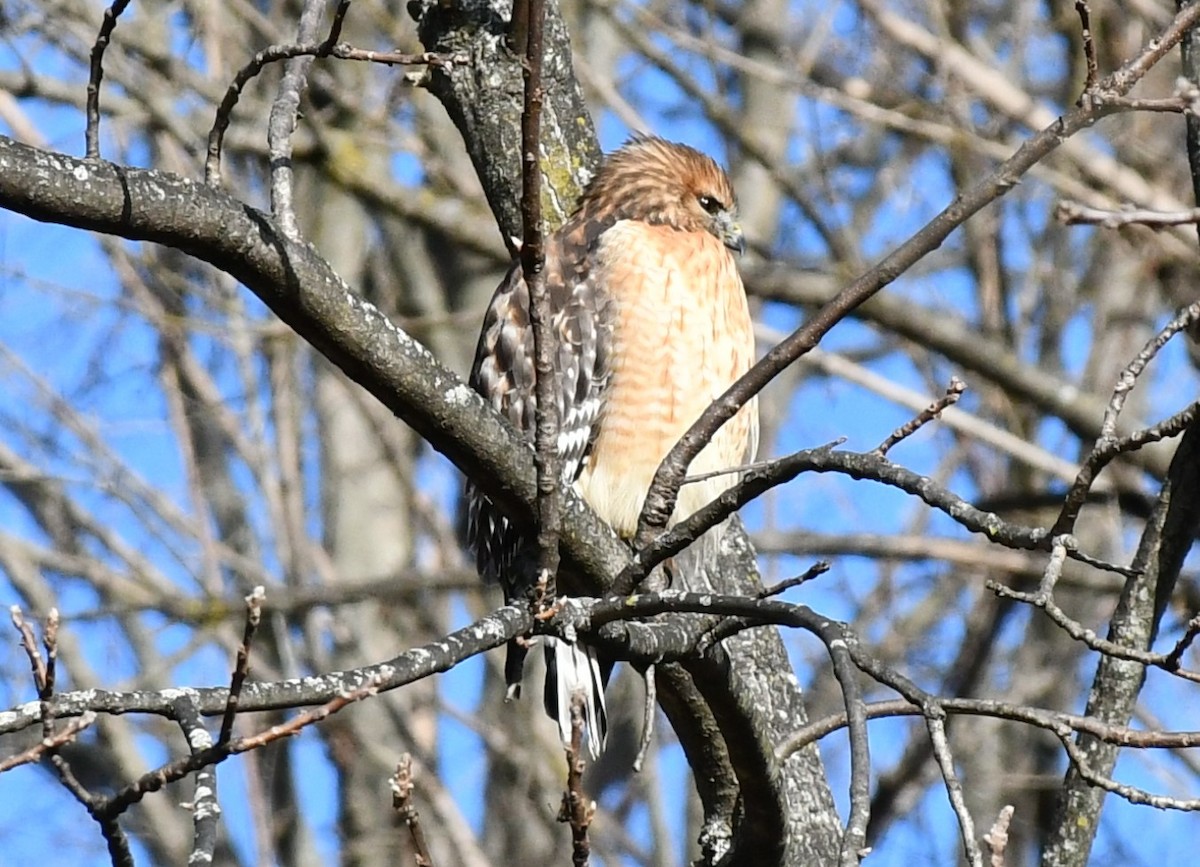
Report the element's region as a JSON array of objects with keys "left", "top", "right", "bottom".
[
  {"left": 543, "top": 637, "right": 610, "bottom": 760},
  {"left": 503, "top": 639, "right": 530, "bottom": 701}
]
